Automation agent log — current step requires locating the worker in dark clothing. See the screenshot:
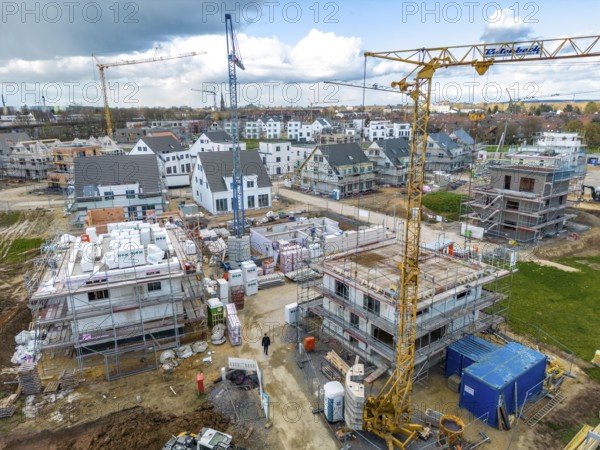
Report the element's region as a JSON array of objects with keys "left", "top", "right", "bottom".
[{"left": 261, "top": 333, "right": 271, "bottom": 355}]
